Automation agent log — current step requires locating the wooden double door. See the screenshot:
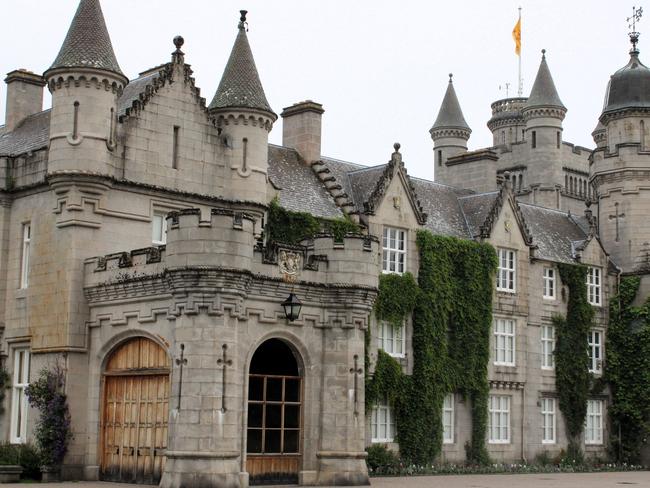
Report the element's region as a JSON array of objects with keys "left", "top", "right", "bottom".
[{"left": 101, "top": 338, "right": 170, "bottom": 484}]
